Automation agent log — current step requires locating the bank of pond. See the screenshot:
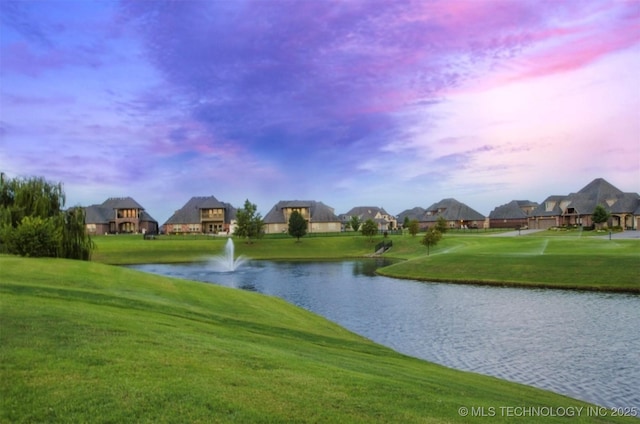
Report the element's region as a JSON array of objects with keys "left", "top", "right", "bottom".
[{"left": 129, "top": 259, "right": 640, "bottom": 411}]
